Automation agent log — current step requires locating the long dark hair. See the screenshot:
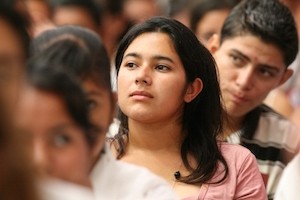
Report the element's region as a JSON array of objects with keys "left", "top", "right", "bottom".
[{"left": 114, "top": 16, "right": 228, "bottom": 185}]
